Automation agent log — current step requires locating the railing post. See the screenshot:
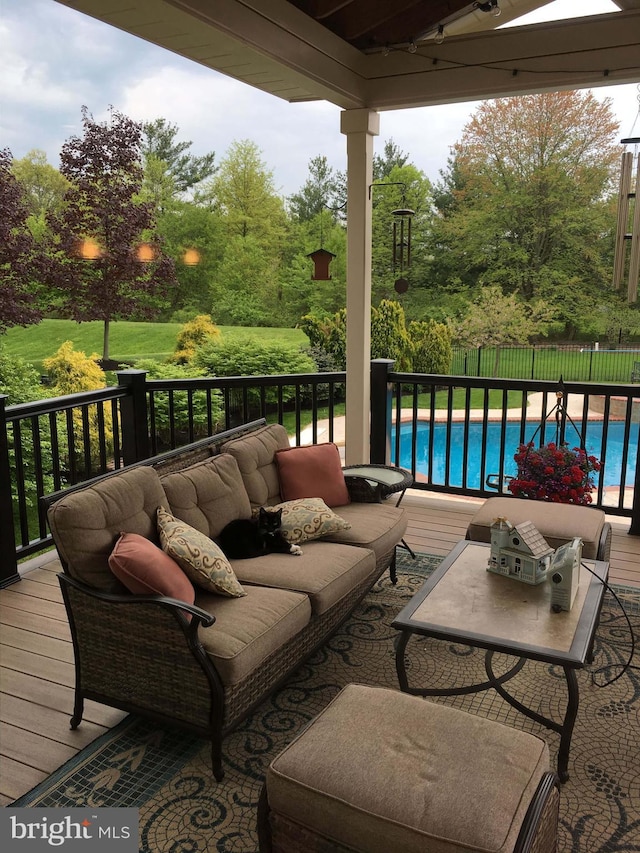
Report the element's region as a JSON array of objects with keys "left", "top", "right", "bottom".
[
  {"left": 0, "top": 395, "right": 19, "bottom": 587},
  {"left": 370, "top": 359, "right": 394, "bottom": 465},
  {"left": 117, "top": 370, "right": 150, "bottom": 465},
  {"left": 630, "top": 420, "right": 640, "bottom": 536}
]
